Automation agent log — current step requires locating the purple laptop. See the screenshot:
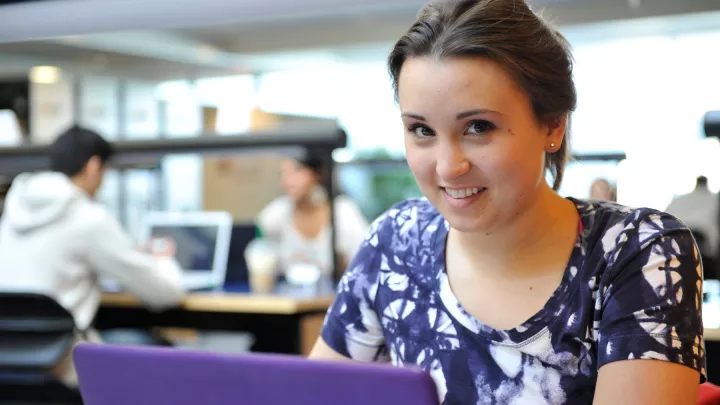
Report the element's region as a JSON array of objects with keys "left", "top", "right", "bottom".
[{"left": 73, "top": 343, "right": 439, "bottom": 405}]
